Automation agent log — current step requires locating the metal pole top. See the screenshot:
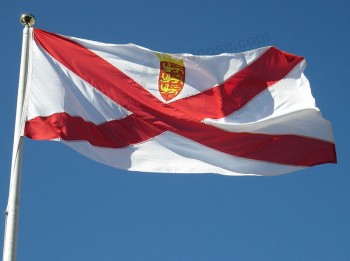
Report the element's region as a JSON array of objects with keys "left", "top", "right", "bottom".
[{"left": 20, "top": 14, "right": 35, "bottom": 27}]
